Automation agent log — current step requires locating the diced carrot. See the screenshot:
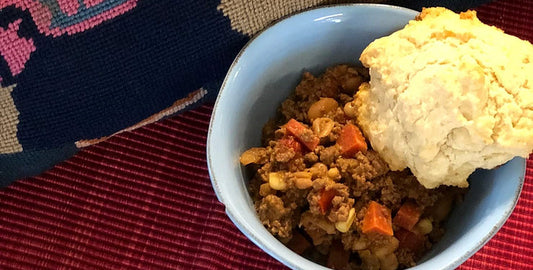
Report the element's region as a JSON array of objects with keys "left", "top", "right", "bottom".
[
  {"left": 318, "top": 188, "right": 337, "bottom": 215},
  {"left": 285, "top": 119, "right": 320, "bottom": 151},
  {"left": 287, "top": 231, "right": 311, "bottom": 255},
  {"left": 327, "top": 240, "right": 350, "bottom": 270},
  {"left": 362, "top": 201, "right": 393, "bottom": 236},
  {"left": 337, "top": 123, "right": 367, "bottom": 158},
  {"left": 395, "top": 228, "right": 426, "bottom": 254},
  {"left": 278, "top": 135, "right": 302, "bottom": 154},
  {"left": 393, "top": 202, "right": 422, "bottom": 231}
]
